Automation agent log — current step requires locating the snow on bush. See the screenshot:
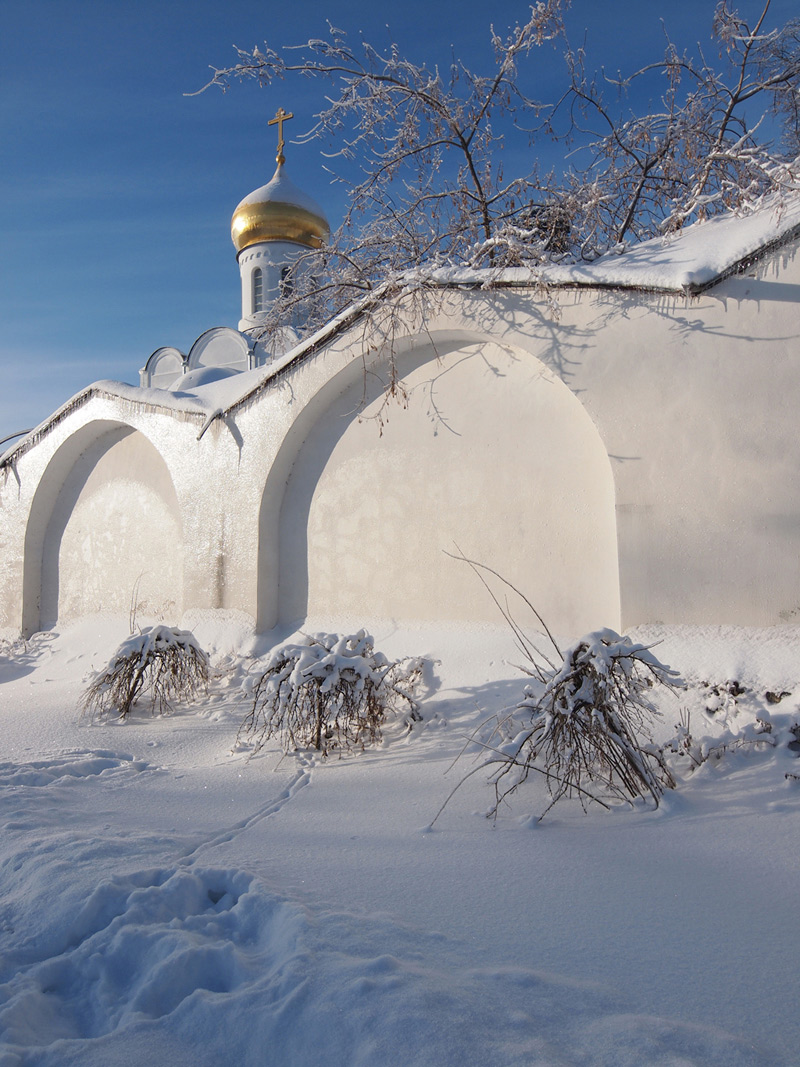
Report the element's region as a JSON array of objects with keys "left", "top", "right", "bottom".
[
  {"left": 238, "top": 630, "right": 423, "bottom": 756},
  {"left": 81, "top": 626, "right": 209, "bottom": 721},
  {"left": 485, "top": 629, "right": 680, "bottom": 820},
  {"left": 660, "top": 684, "right": 800, "bottom": 782}
]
